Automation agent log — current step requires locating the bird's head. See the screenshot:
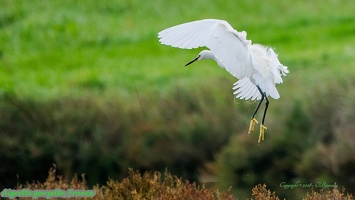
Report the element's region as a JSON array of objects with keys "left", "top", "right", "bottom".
[{"left": 185, "top": 50, "right": 214, "bottom": 66}]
